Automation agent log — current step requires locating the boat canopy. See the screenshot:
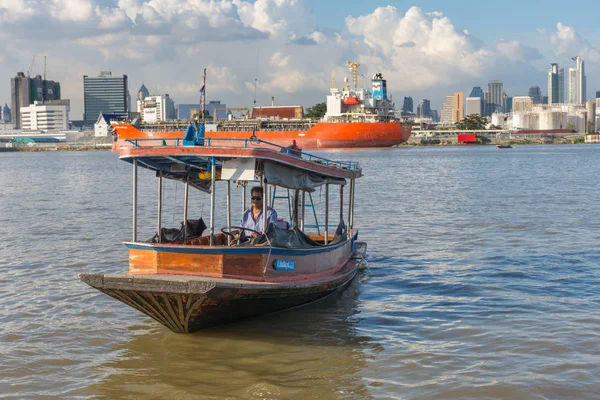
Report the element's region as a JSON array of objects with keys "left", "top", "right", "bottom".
[
  {"left": 119, "top": 143, "right": 361, "bottom": 193},
  {"left": 263, "top": 161, "right": 346, "bottom": 192}
]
